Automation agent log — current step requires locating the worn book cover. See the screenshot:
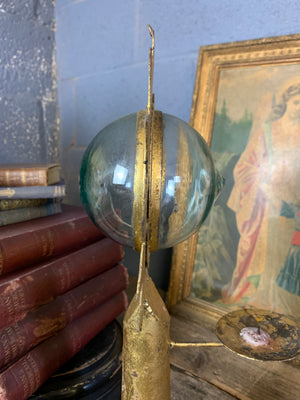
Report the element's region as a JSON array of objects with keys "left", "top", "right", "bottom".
[
  {"left": 0, "top": 181, "right": 65, "bottom": 199},
  {"left": 0, "top": 294, "right": 127, "bottom": 400},
  {"left": 0, "top": 264, "right": 128, "bottom": 370},
  {"left": 0, "top": 204, "right": 105, "bottom": 275},
  {"left": 0, "top": 237, "right": 124, "bottom": 329},
  {"left": 0, "top": 203, "right": 62, "bottom": 226},
  {"left": 0, "top": 163, "right": 61, "bottom": 187},
  {"left": 0, "top": 198, "right": 63, "bottom": 211}
]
